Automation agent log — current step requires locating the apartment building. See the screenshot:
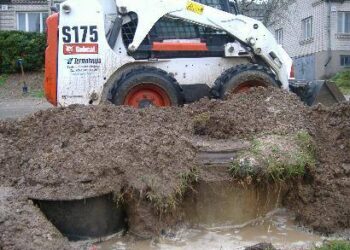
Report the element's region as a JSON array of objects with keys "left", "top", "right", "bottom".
[
  {"left": 269, "top": 0, "right": 350, "bottom": 80},
  {"left": 0, "top": 0, "right": 62, "bottom": 32}
]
